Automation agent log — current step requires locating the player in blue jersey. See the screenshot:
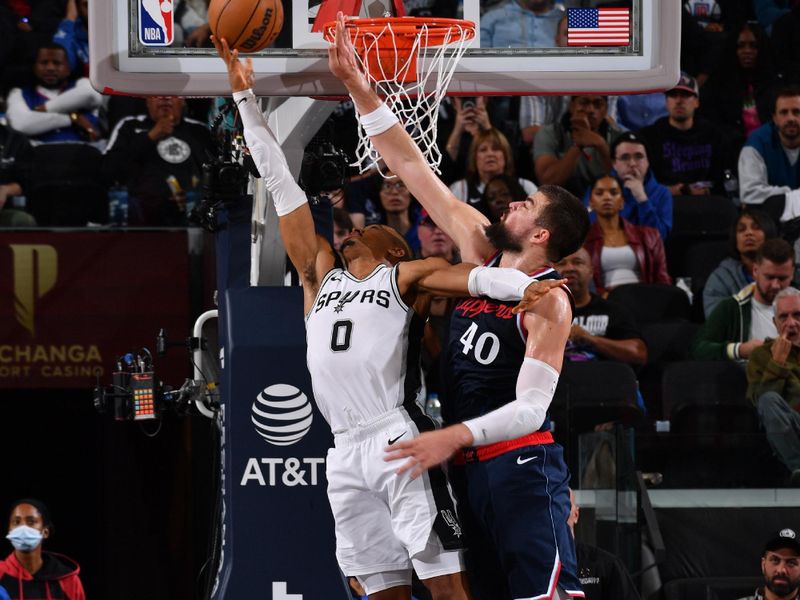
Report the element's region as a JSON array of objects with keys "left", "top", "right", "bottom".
[{"left": 330, "top": 13, "right": 590, "bottom": 600}]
